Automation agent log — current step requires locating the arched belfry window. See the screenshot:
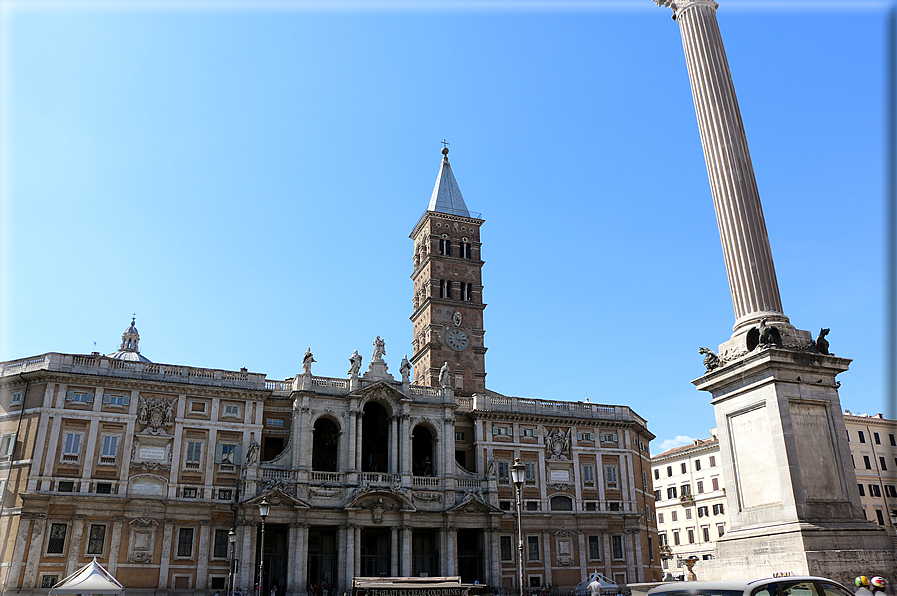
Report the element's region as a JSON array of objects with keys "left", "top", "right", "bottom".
[
  {"left": 312, "top": 417, "right": 340, "bottom": 472},
  {"left": 464, "top": 243, "right": 472, "bottom": 259},
  {"left": 440, "top": 280, "right": 447, "bottom": 298}
]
